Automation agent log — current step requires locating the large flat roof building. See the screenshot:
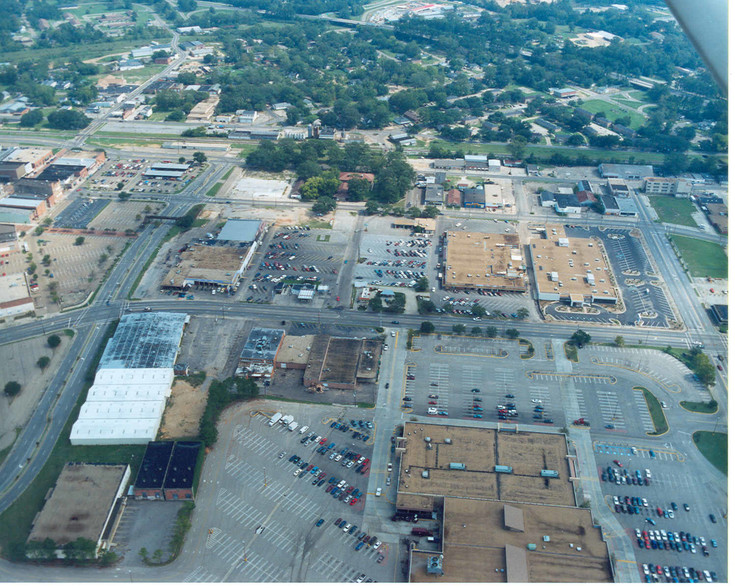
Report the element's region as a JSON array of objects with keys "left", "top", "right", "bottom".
[
  {"left": 27, "top": 463, "right": 130, "bottom": 556},
  {"left": 529, "top": 232, "right": 618, "bottom": 306},
  {"left": 98, "top": 312, "right": 188, "bottom": 370},
  {"left": 238, "top": 327, "right": 285, "bottom": 378},
  {"left": 161, "top": 244, "right": 251, "bottom": 292},
  {"left": 216, "top": 218, "right": 266, "bottom": 243},
  {"left": 443, "top": 232, "right": 526, "bottom": 292},
  {"left": 395, "top": 423, "right": 612, "bottom": 583},
  {"left": 0, "top": 272, "right": 34, "bottom": 318},
  {"left": 598, "top": 163, "right": 654, "bottom": 179}
]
